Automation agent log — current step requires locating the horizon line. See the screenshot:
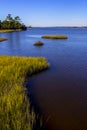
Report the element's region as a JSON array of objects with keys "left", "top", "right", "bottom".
[{"left": 28, "top": 26, "right": 87, "bottom": 28}]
